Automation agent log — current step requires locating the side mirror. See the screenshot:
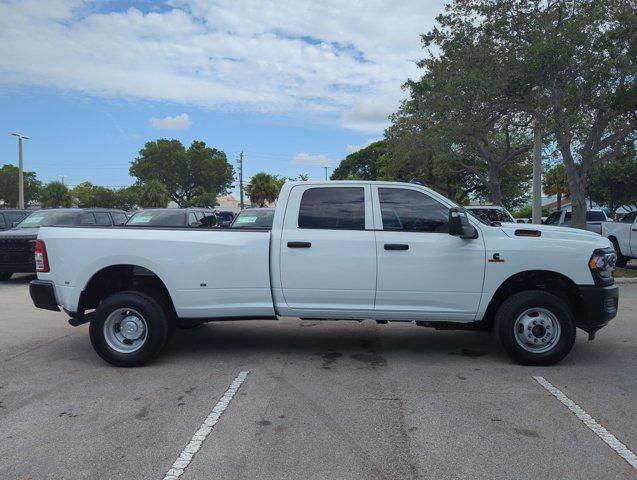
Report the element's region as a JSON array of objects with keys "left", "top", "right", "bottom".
[{"left": 448, "top": 208, "right": 478, "bottom": 239}]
